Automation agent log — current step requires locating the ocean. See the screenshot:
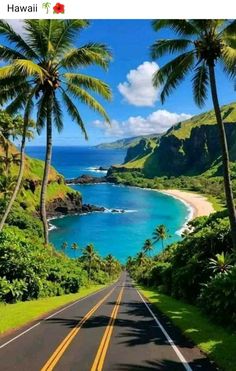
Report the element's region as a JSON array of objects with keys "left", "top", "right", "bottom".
[{"left": 26, "top": 146, "right": 189, "bottom": 262}]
